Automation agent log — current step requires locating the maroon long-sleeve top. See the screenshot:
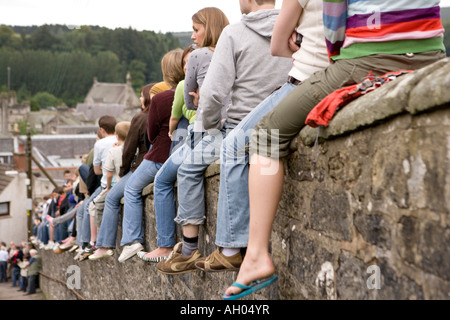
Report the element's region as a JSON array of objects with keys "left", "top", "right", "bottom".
[
  {"left": 119, "top": 110, "right": 149, "bottom": 177},
  {"left": 144, "top": 89, "right": 175, "bottom": 164}
]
